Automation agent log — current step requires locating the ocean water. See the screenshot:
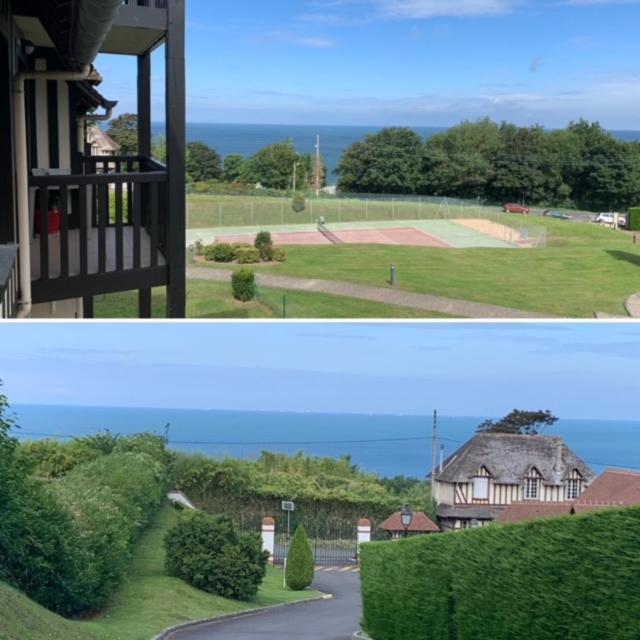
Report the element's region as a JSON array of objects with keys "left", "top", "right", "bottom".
[
  {"left": 151, "top": 122, "right": 640, "bottom": 185},
  {"left": 10, "top": 404, "right": 640, "bottom": 478}
]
